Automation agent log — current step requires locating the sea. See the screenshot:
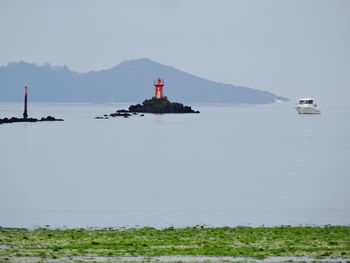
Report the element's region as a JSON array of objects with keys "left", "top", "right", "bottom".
[{"left": 0, "top": 102, "right": 349, "bottom": 228}]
